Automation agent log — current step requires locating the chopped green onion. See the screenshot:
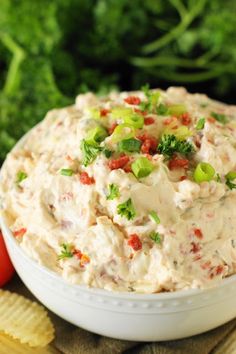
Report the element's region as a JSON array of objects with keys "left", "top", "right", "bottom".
[
  {"left": 58, "top": 243, "right": 73, "bottom": 260},
  {"left": 16, "top": 171, "right": 27, "bottom": 184},
  {"left": 117, "top": 198, "right": 136, "bottom": 220},
  {"left": 156, "top": 103, "right": 168, "bottom": 115},
  {"left": 86, "top": 126, "right": 108, "bottom": 145},
  {"left": 111, "top": 107, "right": 133, "bottom": 120},
  {"left": 150, "top": 232, "right": 162, "bottom": 245},
  {"left": 60, "top": 168, "right": 74, "bottom": 176},
  {"left": 111, "top": 124, "right": 135, "bottom": 143},
  {"left": 167, "top": 104, "right": 187, "bottom": 117},
  {"left": 164, "top": 125, "right": 192, "bottom": 141},
  {"left": 225, "top": 171, "right": 236, "bottom": 190},
  {"left": 123, "top": 112, "right": 144, "bottom": 129},
  {"left": 87, "top": 107, "right": 101, "bottom": 120},
  {"left": 131, "top": 157, "right": 154, "bottom": 179},
  {"left": 211, "top": 112, "right": 229, "bottom": 124},
  {"left": 118, "top": 138, "right": 141, "bottom": 153},
  {"left": 216, "top": 173, "right": 221, "bottom": 182},
  {"left": 80, "top": 139, "right": 102, "bottom": 166},
  {"left": 149, "top": 211, "right": 160, "bottom": 224},
  {"left": 103, "top": 149, "right": 113, "bottom": 158},
  {"left": 106, "top": 183, "right": 120, "bottom": 200},
  {"left": 193, "top": 162, "right": 215, "bottom": 183},
  {"left": 140, "top": 84, "right": 161, "bottom": 112},
  {"left": 196, "top": 118, "right": 205, "bottom": 130}
]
